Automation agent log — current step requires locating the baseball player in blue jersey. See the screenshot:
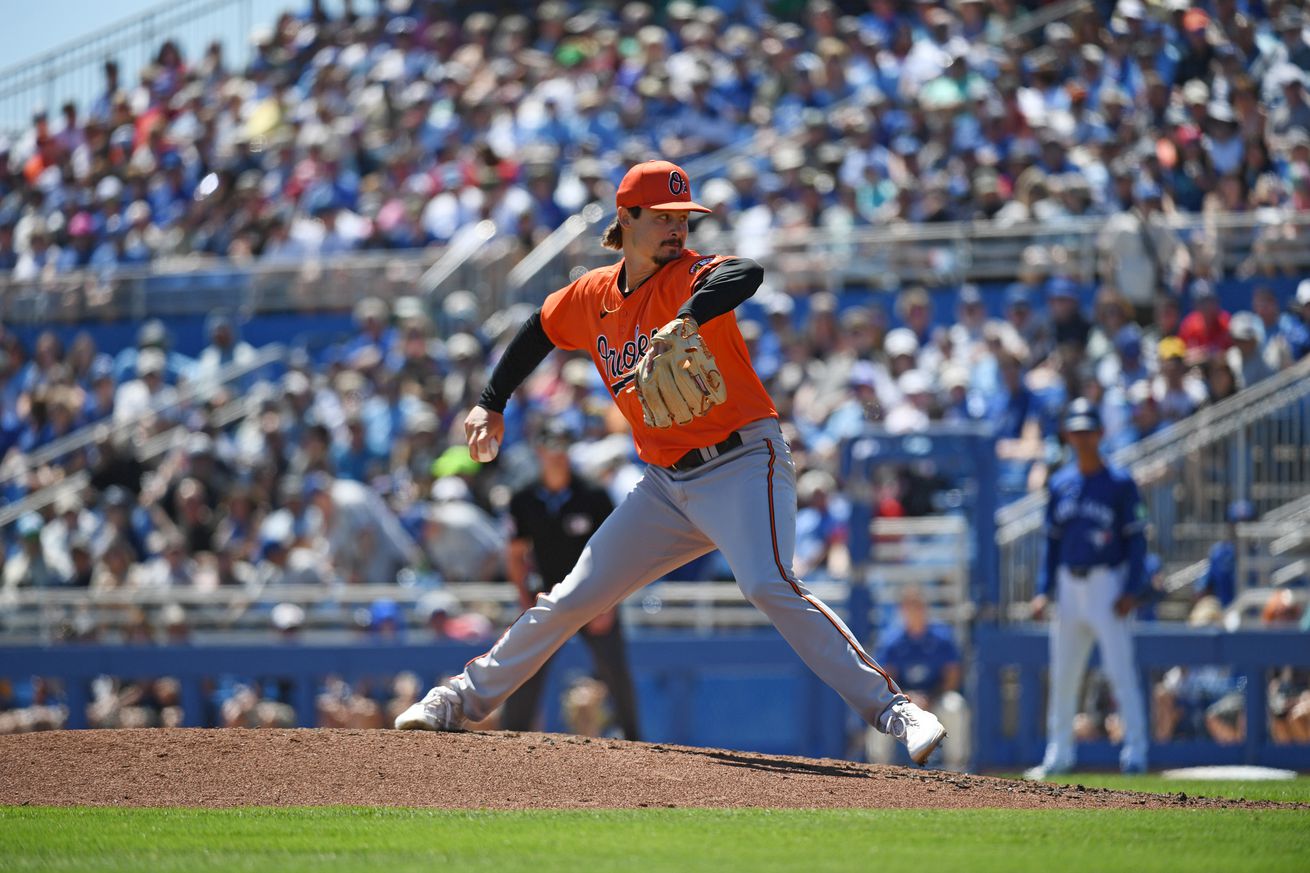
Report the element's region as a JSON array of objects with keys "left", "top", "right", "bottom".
[{"left": 1025, "top": 398, "right": 1149, "bottom": 779}]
